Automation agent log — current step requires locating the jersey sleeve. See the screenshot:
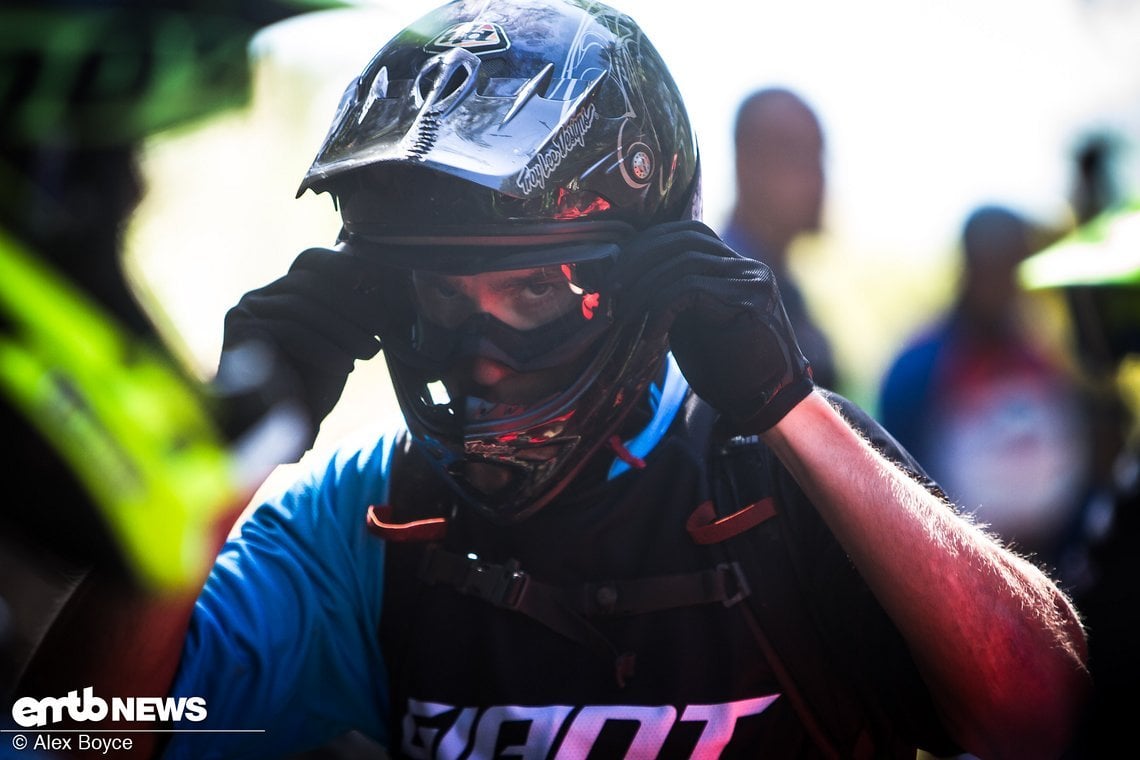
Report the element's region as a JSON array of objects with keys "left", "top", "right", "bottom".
[{"left": 162, "top": 431, "right": 398, "bottom": 760}]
